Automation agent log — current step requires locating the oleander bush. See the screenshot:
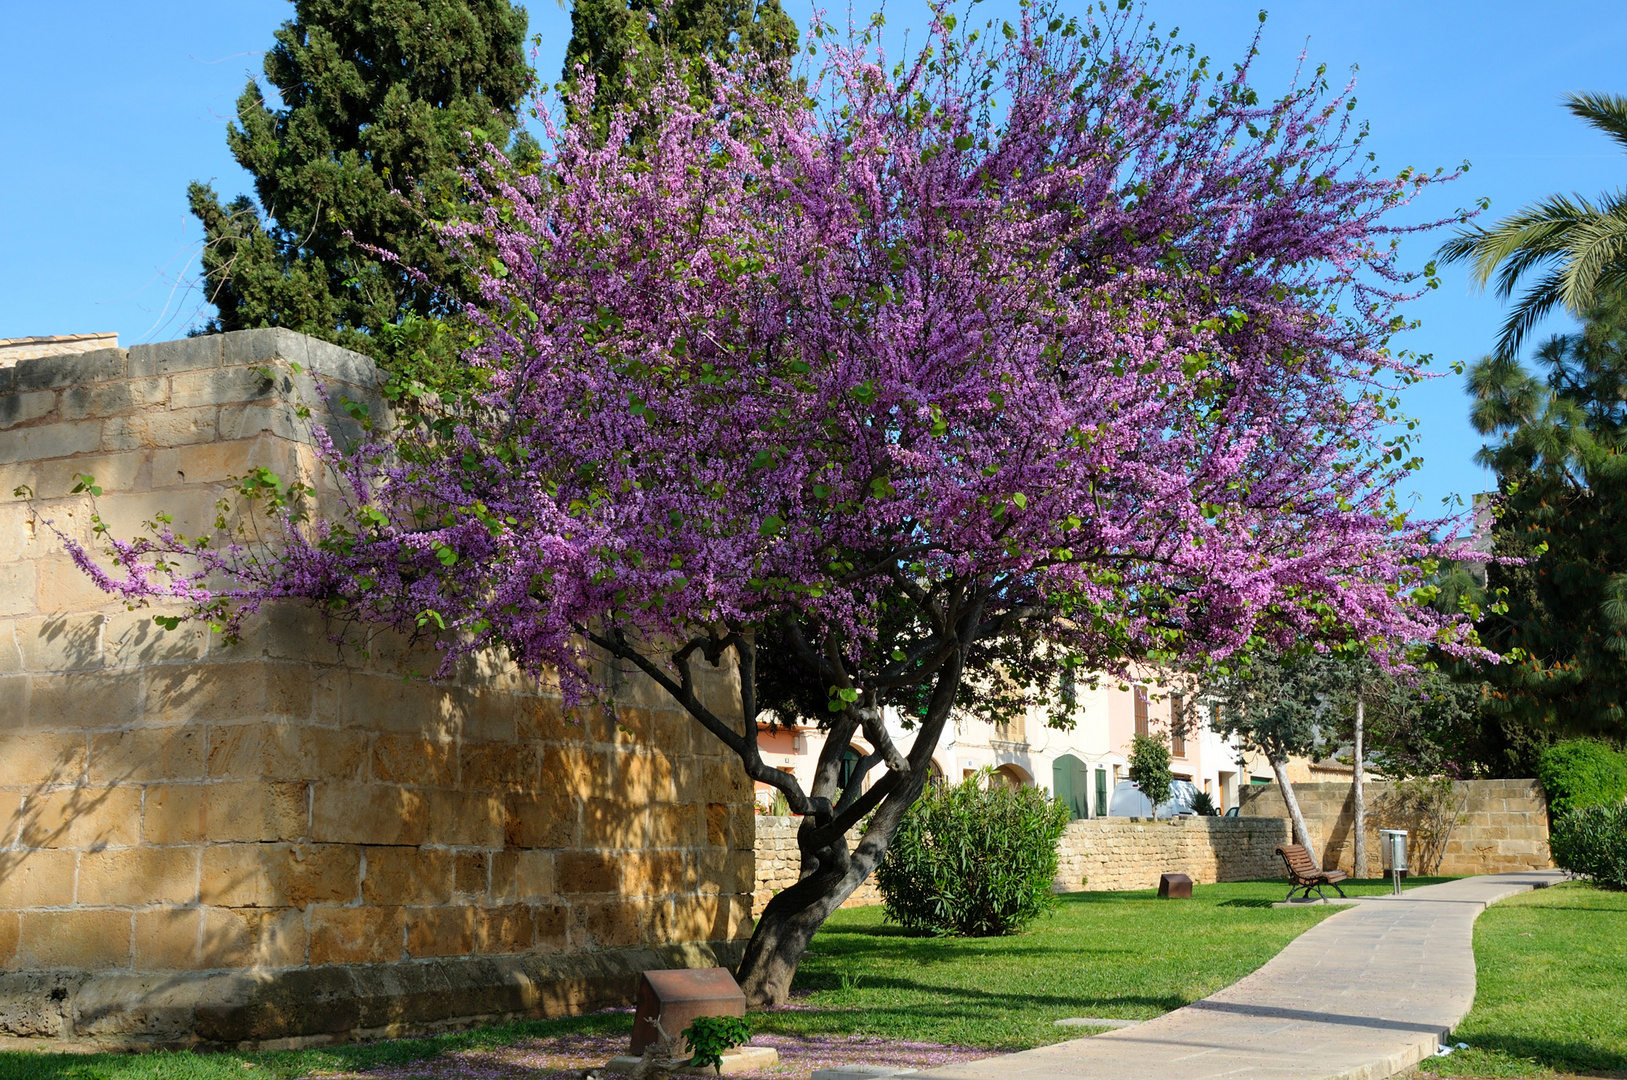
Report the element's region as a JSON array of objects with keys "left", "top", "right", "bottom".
[
  {"left": 1537, "top": 739, "right": 1627, "bottom": 819},
  {"left": 875, "top": 768, "right": 1071, "bottom": 936},
  {"left": 1549, "top": 804, "right": 1627, "bottom": 889}
]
